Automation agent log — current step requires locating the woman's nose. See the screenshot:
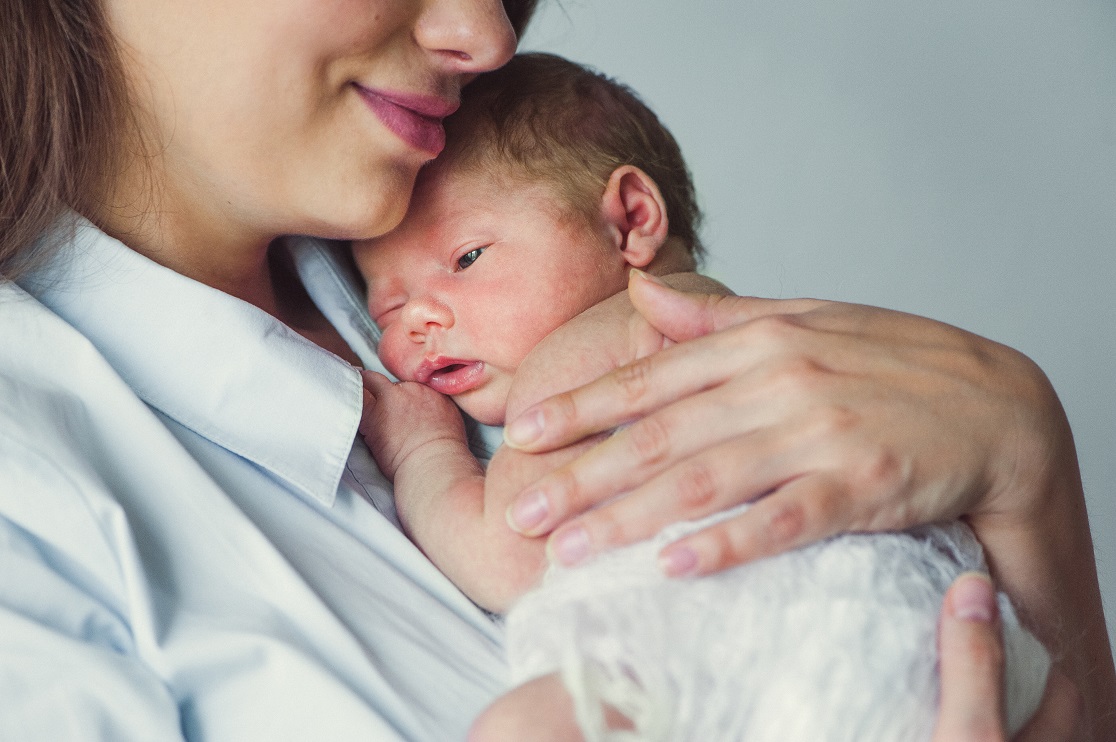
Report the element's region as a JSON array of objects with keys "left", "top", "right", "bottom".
[
  {"left": 401, "top": 296, "right": 454, "bottom": 342},
  {"left": 414, "top": 0, "right": 517, "bottom": 75}
]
